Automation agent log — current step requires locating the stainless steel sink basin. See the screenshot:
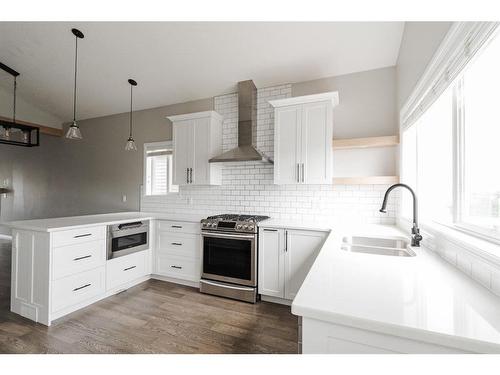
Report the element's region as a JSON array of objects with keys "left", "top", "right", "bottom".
[{"left": 341, "top": 236, "right": 416, "bottom": 257}]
